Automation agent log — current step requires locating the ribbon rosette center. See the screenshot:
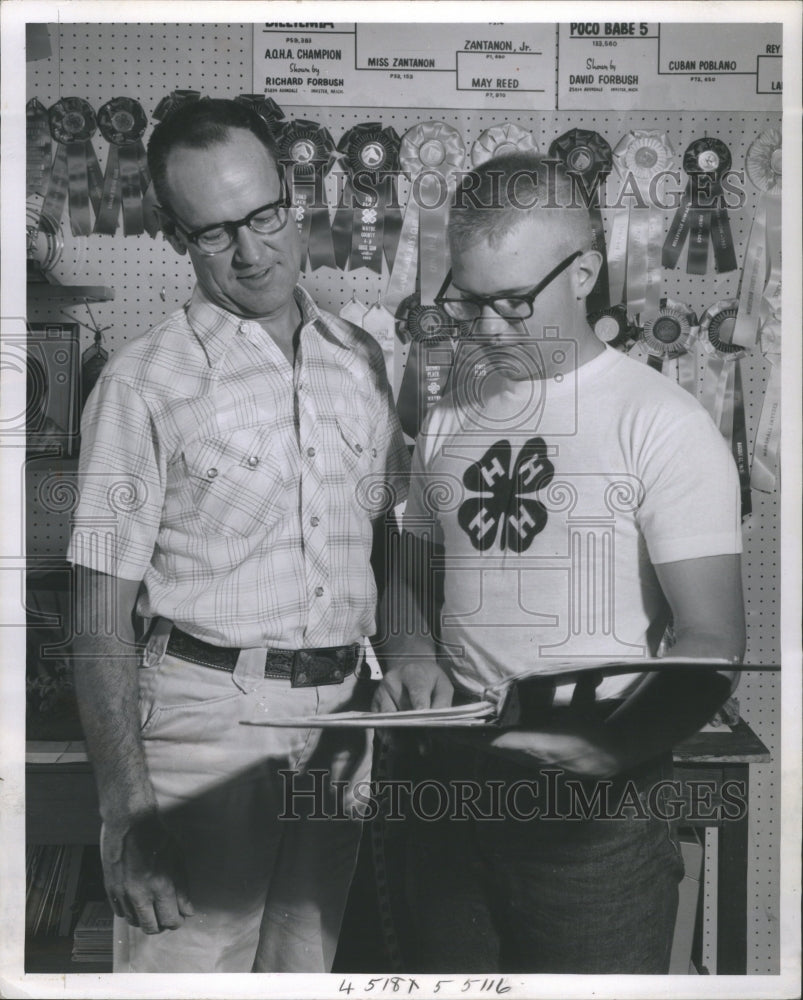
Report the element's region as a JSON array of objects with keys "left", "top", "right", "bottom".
[
  {"left": 652, "top": 316, "right": 683, "bottom": 345},
  {"left": 566, "top": 146, "right": 594, "bottom": 173},
  {"left": 111, "top": 110, "right": 135, "bottom": 134},
  {"left": 418, "top": 139, "right": 448, "bottom": 168},
  {"left": 698, "top": 149, "right": 721, "bottom": 172},
  {"left": 291, "top": 139, "right": 317, "bottom": 164},
  {"left": 360, "top": 142, "right": 386, "bottom": 168}
]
